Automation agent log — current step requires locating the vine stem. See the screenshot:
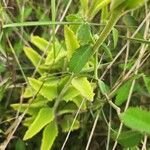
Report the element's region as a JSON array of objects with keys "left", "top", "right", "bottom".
[{"left": 93, "top": 10, "right": 121, "bottom": 53}]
